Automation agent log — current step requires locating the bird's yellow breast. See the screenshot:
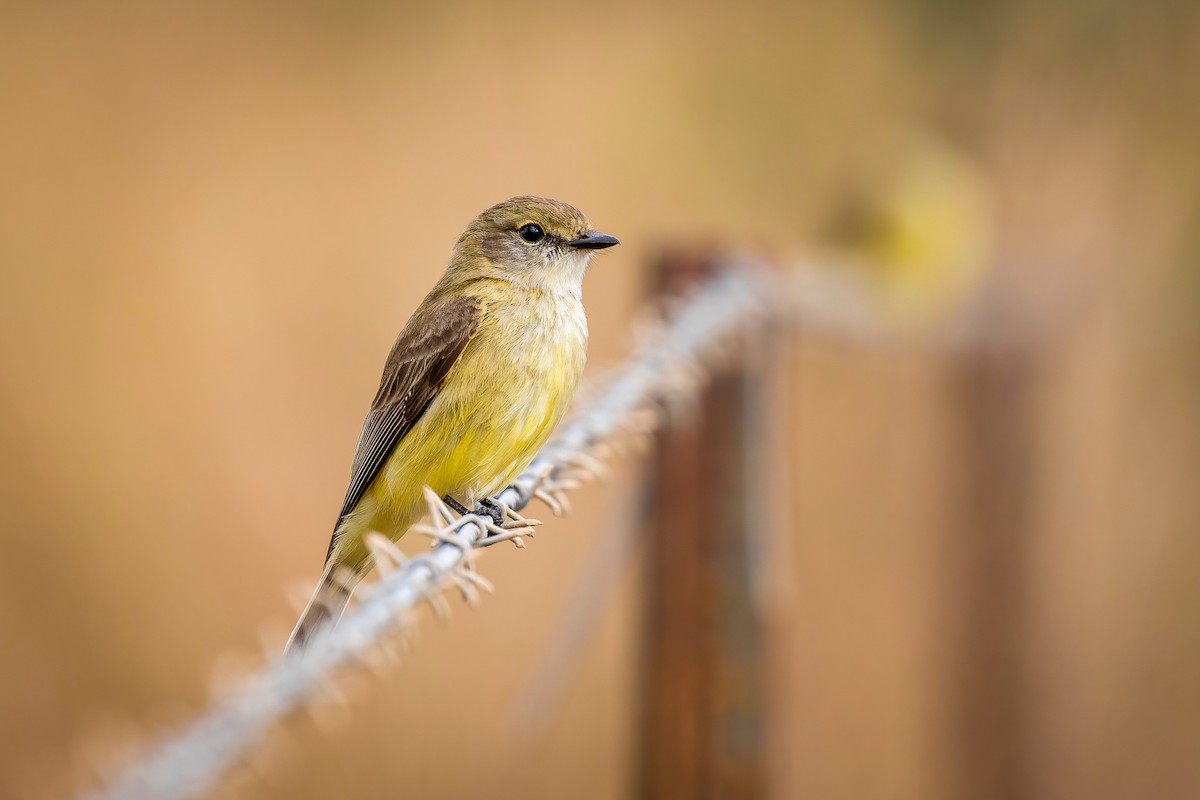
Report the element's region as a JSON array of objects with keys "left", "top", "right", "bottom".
[{"left": 352, "top": 285, "right": 588, "bottom": 549}]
